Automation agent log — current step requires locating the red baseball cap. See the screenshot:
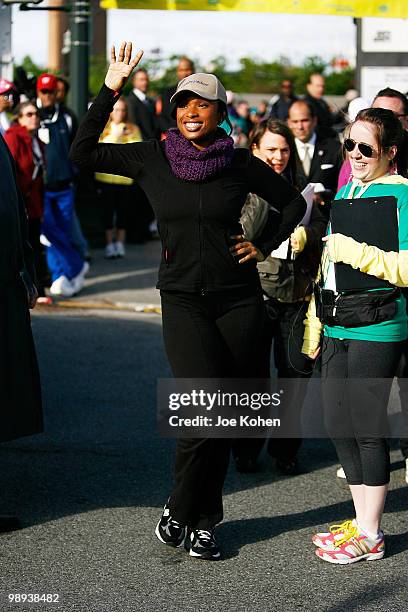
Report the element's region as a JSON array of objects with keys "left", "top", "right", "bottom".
[
  {"left": 0, "top": 78, "right": 14, "bottom": 95},
  {"left": 37, "top": 73, "right": 58, "bottom": 93}
]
